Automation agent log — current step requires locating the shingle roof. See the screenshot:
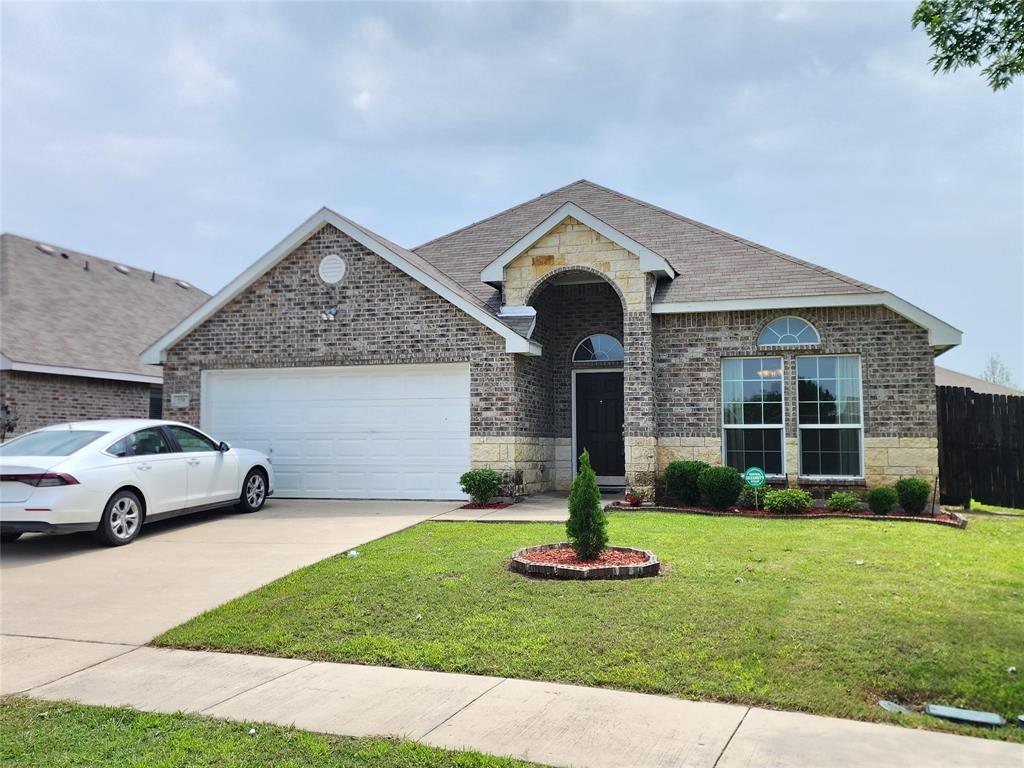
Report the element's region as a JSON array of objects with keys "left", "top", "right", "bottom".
[
  {"left": 1, "top": 233, "right": 209, "bottom": 379},
  {"left": 935, "top": 366, "right": 1019, "bottom": 396},
  {"left": 413, "top": 179, "right": 881, "bottom": 306}
]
